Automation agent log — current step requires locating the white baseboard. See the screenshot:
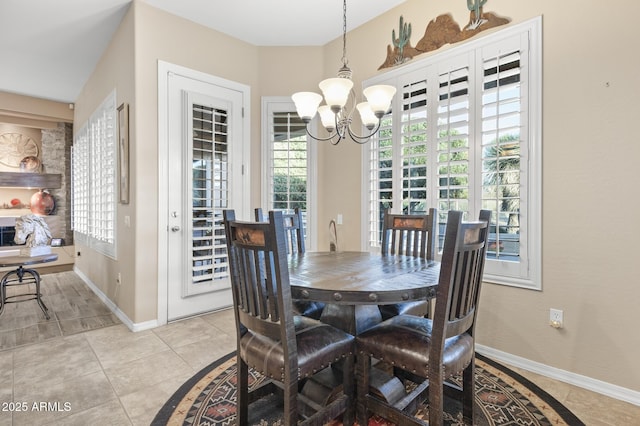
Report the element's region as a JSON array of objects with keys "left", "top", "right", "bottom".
[
  {"left": 73, "top": 267, "right": 159, "bottom": 333},
  {"left": 476, "top": 344, "right": 640, "bottom": 407}
]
